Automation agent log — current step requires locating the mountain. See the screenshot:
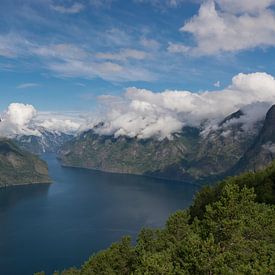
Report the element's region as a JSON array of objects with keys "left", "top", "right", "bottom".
[
  {"left": 0, "top": 139, "right": 50, "bottom": 187},
  {"left": 15, "top": 128, "right": 73, "bottom": 155},
  {"left": 234, "top": 105, "right": 275, "bottom": 172},
  {"left": 58, "top": 105, "right": 275, "bottom": 182},
  {"left": 58, "top": 126, "right": 200, "bottom": 180},
  {"left": 52, "top": 161, "right": 275, "bottom": 275}
]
